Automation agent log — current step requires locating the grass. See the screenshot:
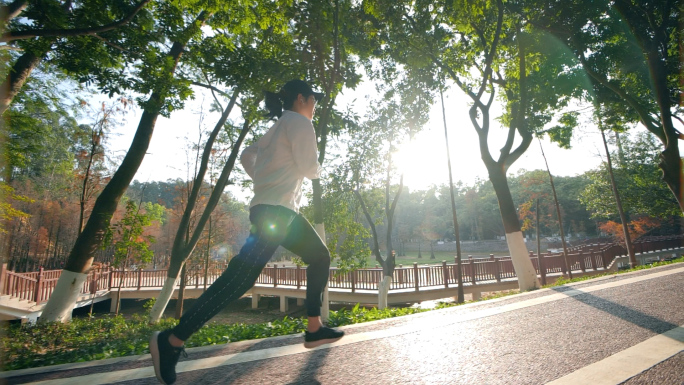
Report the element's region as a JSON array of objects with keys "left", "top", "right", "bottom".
[
  {"left": 1, "top": 255, "right": 681, "bottom": 372},
  {"left": 331, "top": 251, "right": 510, "bottom": 268}
]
